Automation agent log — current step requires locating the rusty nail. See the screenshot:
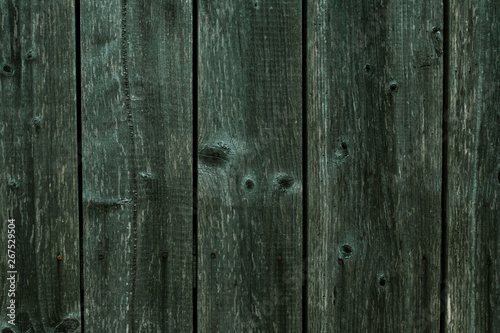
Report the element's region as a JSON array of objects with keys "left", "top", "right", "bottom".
[
  {"left": 57, "top": 255, "right": 62, "bottom": 261},
  {"left": 210, "top": 253, "right": 216, "bottom": 259}
]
